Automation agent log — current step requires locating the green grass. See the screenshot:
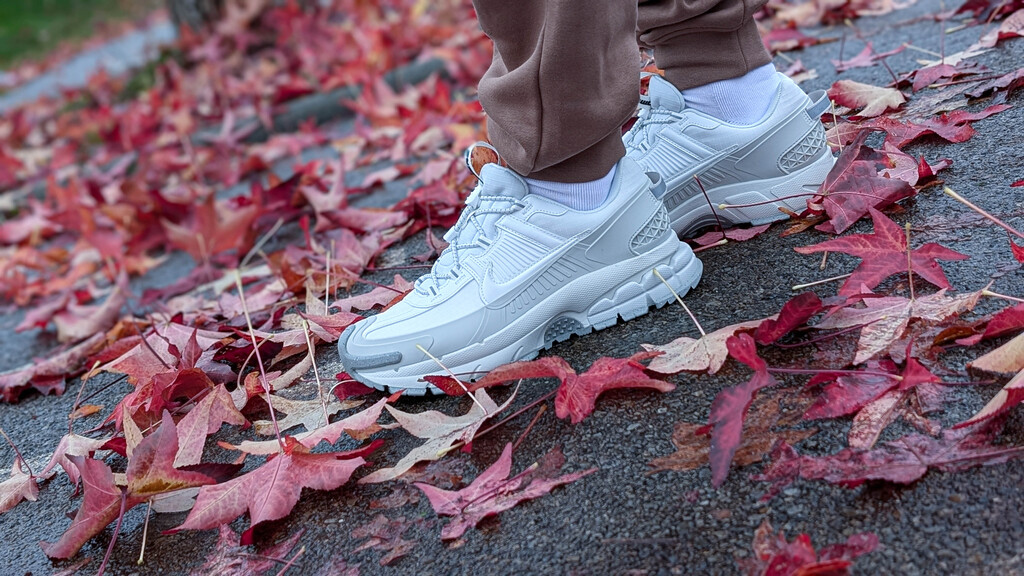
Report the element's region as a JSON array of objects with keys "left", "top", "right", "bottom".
[{"left": 0, "top": 0, "right": 153, "bottom": 68}]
